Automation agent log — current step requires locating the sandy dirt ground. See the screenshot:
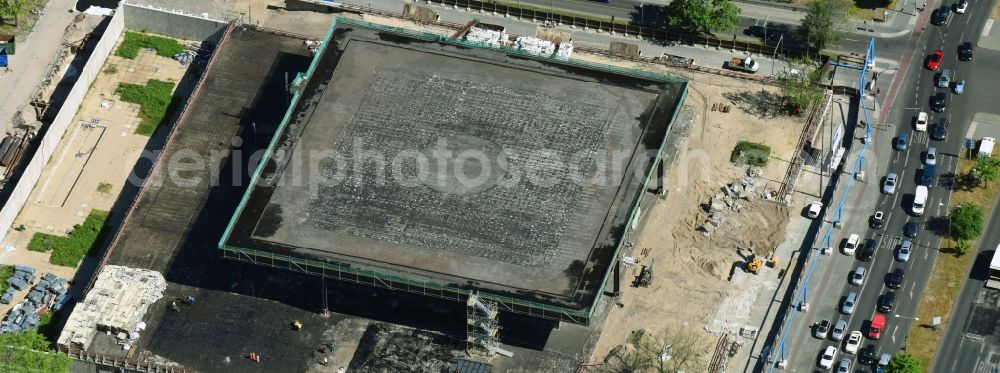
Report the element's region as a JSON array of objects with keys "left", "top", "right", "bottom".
[
  {"left": 571, "top": 54, "right": 804, "bottom": 364},
  {"left": 0, "top": 40, "right": 189, "bottom": 317}
]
